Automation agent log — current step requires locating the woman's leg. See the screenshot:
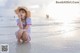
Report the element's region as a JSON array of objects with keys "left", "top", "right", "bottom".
[
  {"left": 15, "top": 29, "right": 24, "bottom": 43},
  {"left": 21, "top": 31, "right": 31, "bottom": 43}
]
